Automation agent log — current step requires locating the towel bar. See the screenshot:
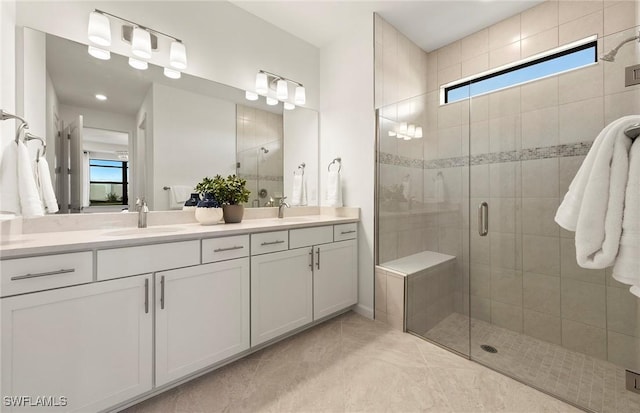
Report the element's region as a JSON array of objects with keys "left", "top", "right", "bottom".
[
  {"left": 163, "top": 186, "right": 171, "bottom": 190},
  {"left": 328, "top": 157, "right": 342, "bottom": 172},
  {"left": 625, "top": 123, "right": 640, "bottom": 140},
  {"left": 294, "top": 163, "right": 305, "bottom": 176}
]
